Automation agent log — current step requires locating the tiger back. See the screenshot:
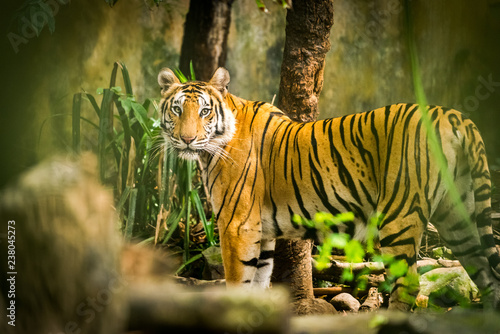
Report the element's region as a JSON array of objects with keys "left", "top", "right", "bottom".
[{"left": 158, "top": 67, "right": 500, "bottom": 310}]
